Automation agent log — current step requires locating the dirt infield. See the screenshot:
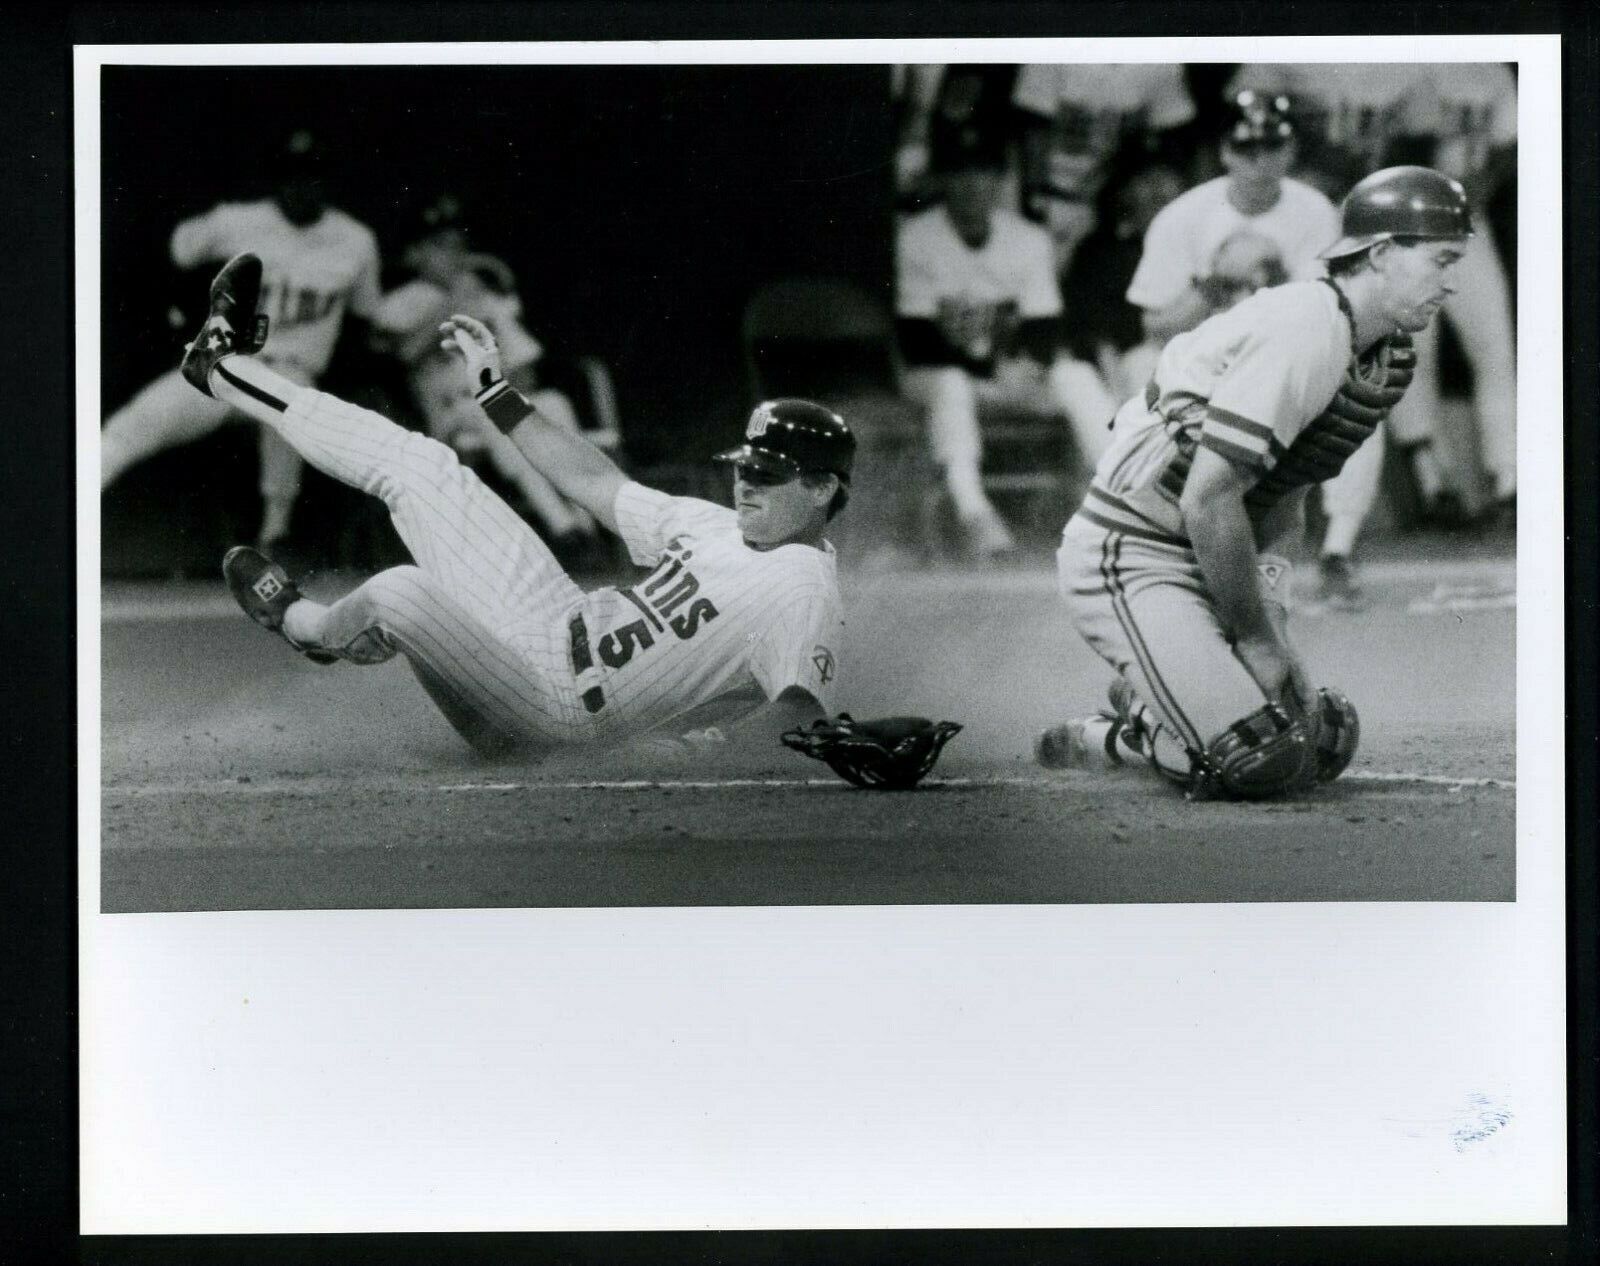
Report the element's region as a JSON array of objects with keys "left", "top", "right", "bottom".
[{"left": 99, "top": 556, "right": 1516, "bottom": 912}]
